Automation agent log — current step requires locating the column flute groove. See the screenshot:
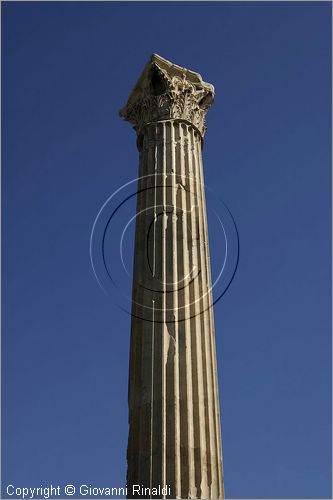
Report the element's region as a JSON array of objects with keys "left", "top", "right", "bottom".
[
  {"left": 162, "top": 121, "right": 167, "bottom": 497},
  {"left": 196, "top": 139, "right": 224, "bottom": 498},
  {"left": 192, "top": 129, "right": 218, "bottom": 498}
]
